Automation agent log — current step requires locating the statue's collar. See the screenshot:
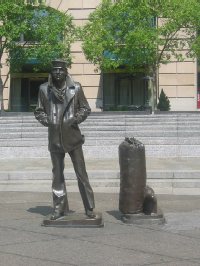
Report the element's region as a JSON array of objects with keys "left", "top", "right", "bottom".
[{"left": 66, "top": 75, "right": 75, "bottom": 88}]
